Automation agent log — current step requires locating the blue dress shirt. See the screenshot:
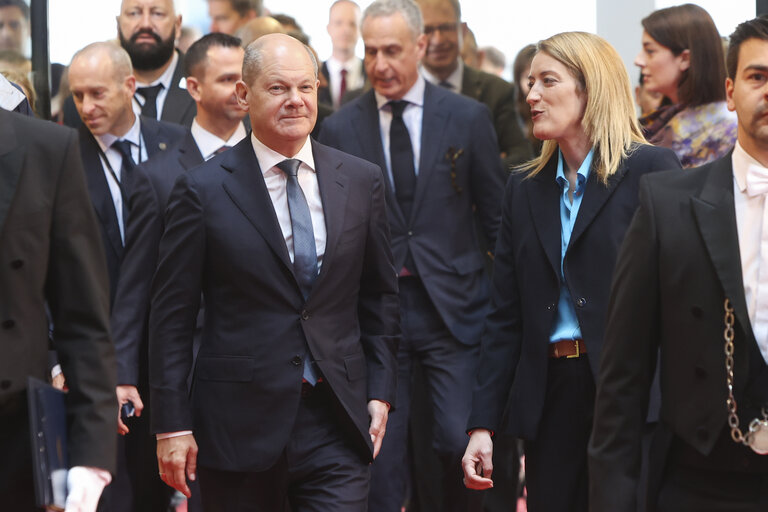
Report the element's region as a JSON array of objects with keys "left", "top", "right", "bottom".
[{"left": 549, "top": 148, "right": 594, "bottom": 343}]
